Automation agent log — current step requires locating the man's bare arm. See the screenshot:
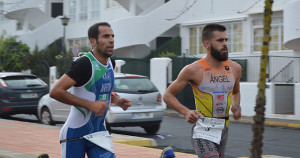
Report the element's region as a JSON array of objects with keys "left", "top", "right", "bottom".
[
  {"left": 230, "top": 61, "right": 242, "bottom": 120},
  {"left": 163, "top": 63, "right": 201, "bottom": 124},
  {"left": 163, "top": 74, "right": 191, "bottom": 116},
  {"left": 50, "top": 74, "right": 108, "bottom": 116}
]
